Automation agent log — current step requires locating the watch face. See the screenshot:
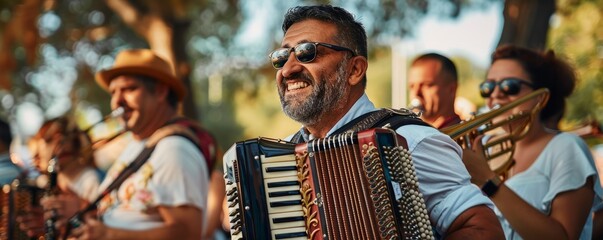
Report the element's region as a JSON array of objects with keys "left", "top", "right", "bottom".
[{"left": 481, "top": 178, "right": 501, "bottom": 197}]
